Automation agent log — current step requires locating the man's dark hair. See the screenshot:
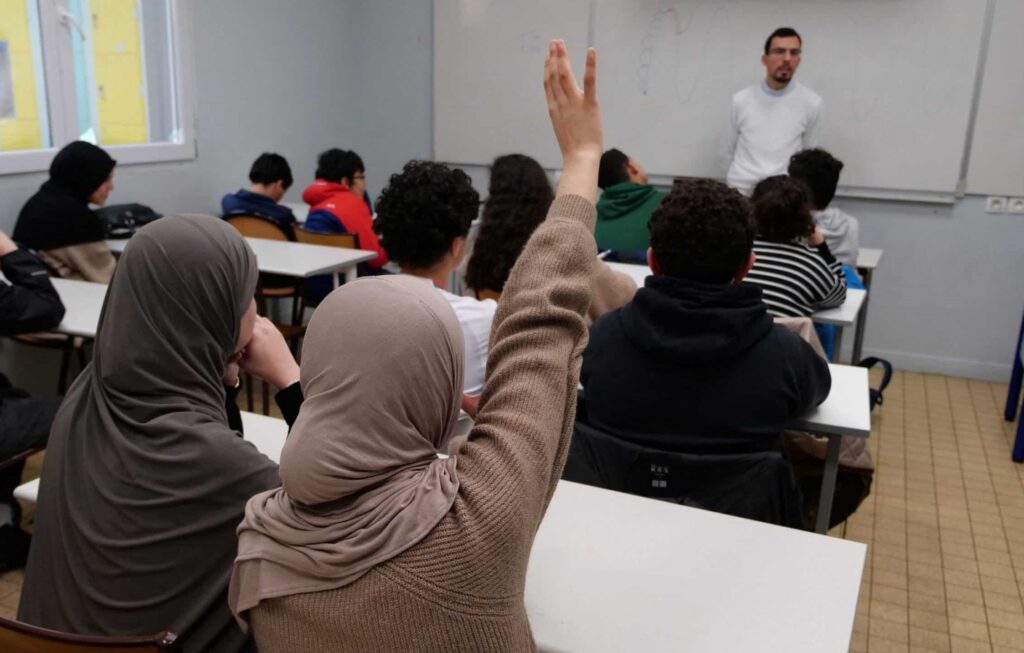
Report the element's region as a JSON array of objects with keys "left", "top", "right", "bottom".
[
  {"left": 648, "top": 178, "right": 754, "bottom": 284},
  {"left": 374, "top": 160, "right": 480, "bottom": 270},
  {"left": 464, "top": 154, "right": 553, "bottom": 293},
  {"left": 248, "top": 152, "right": 293, "bottom": 189},
  {"left": 751, "top": 175, "right": 814, "bottom": 244},
  {"left": 788, "top": 148, "right": 843, "bottom": 210},
  {"left": 315, "top": 148, "right": 364, "bottom": 183},
  {"left": 764, "top": 27, "right": 801, "bottom": 54},
  {"left": 598, "top": 148, "right": 630, "bottom": 189}
]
